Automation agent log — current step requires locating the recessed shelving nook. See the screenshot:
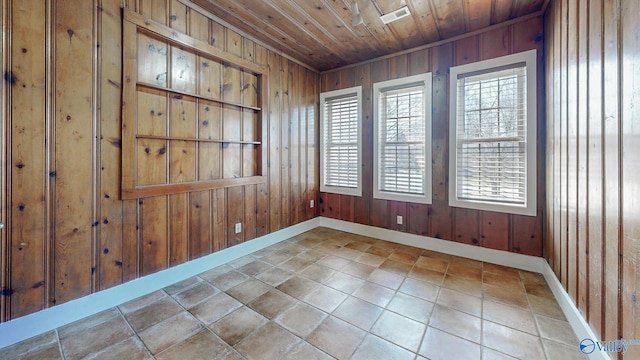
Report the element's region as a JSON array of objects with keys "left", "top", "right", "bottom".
[{"left": 122, "top": 10, "right": 267, "bottom": 199}]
